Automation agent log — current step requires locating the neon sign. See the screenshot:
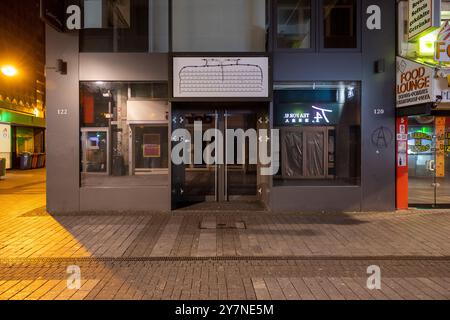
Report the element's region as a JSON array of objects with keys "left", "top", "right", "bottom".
[{"left": 278, "top": 104, "right": 340, "bottom": 126}]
